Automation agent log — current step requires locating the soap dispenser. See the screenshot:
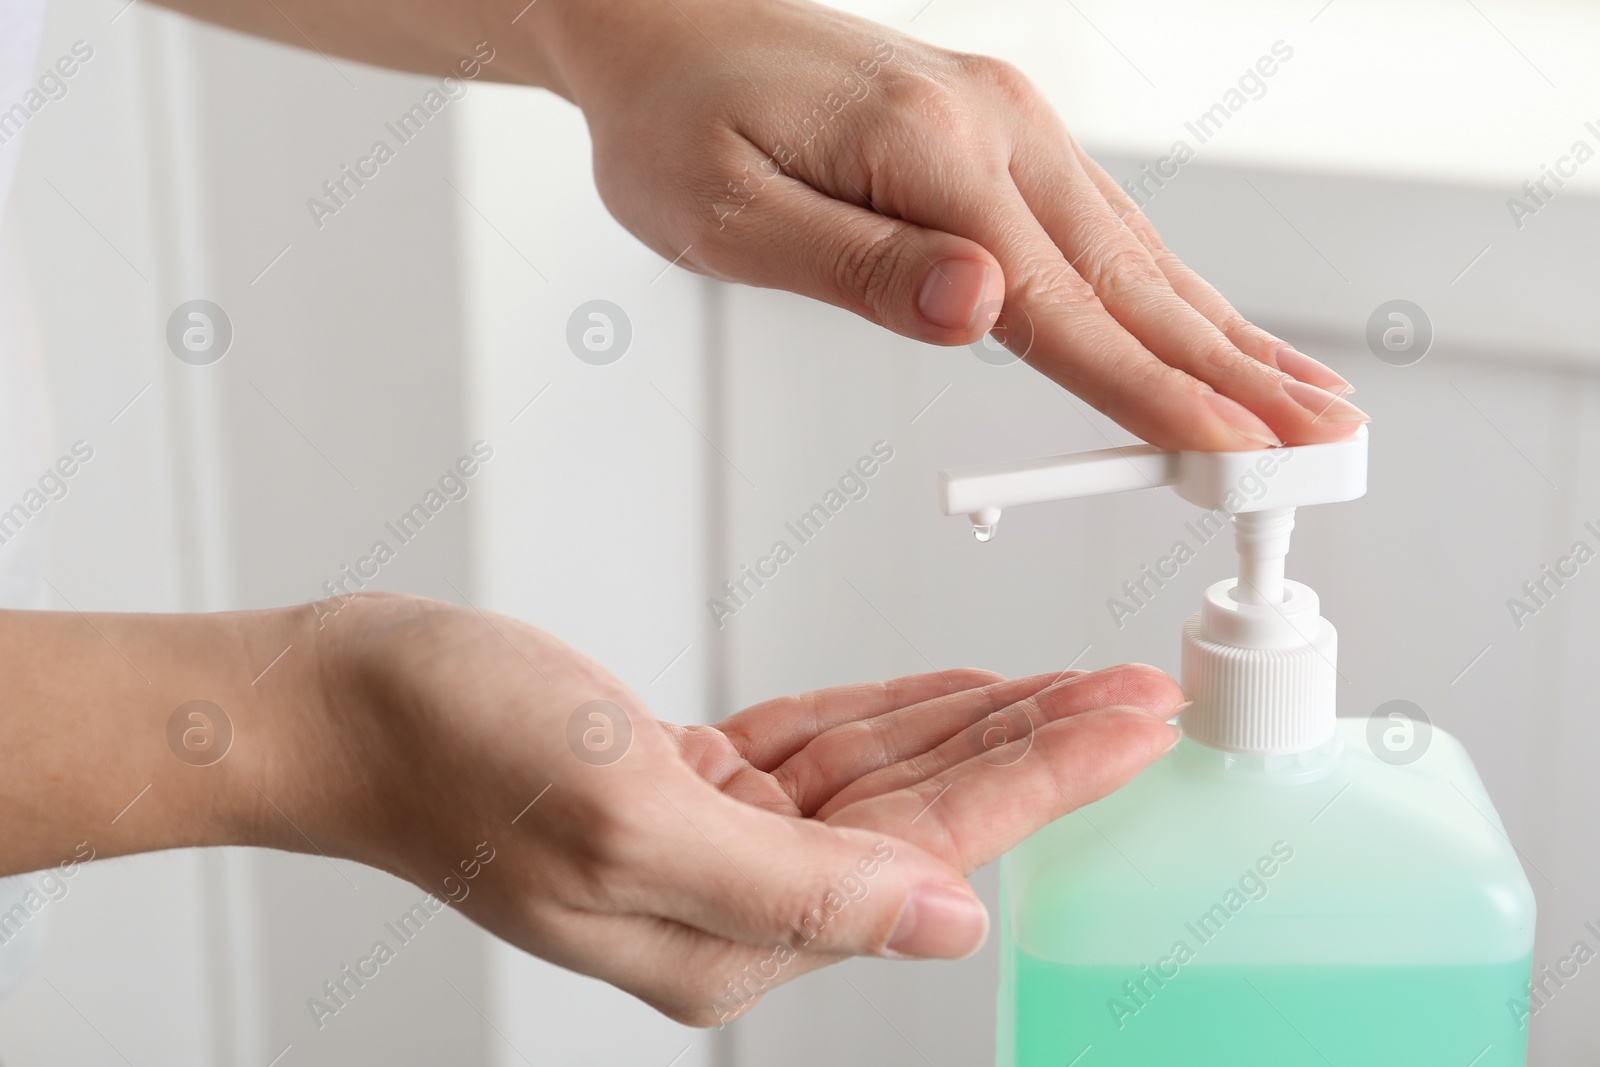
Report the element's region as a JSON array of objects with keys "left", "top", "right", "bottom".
[{"left": 940, "top": 428, "right": 1535, "bottom": 1066}]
